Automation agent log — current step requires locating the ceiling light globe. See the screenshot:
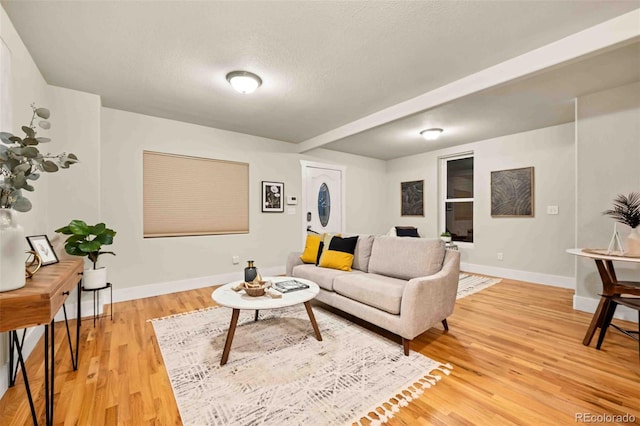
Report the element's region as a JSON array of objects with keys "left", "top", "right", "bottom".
[
  {"left": 420, "top": 128, "right": 443, "bottom": 141},
  {"left": 226, "top": 71, "right": 262, "bottom": 94}
]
